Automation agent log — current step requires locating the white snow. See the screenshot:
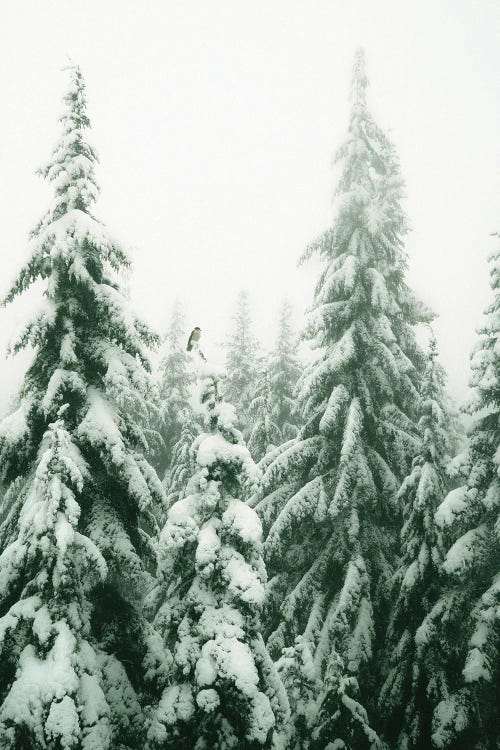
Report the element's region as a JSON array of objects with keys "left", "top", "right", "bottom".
[
  {"left": 0, "top": 399, "right": 32, "bottom": 445},
  {"left": 213, "top": 402, "right": 238, "bottom": 431},
  {"left": 196, "top": 520, "right": 221, "bottom": 576},
  {"left": 435, "top": 486, "right": 469, "bottom": 527},
  {"left": 443, "top": 525, "right": 488, "bottom": 574},
  {"left": 197, "top": 433, "right": 249, "bottom": 470},
  {"left": 223, "top": 552, "right": 265, "bottom": 606},
  {"left": 196, "top": 688, "right": 220, "bottom": 712},
  {"left": 319, "top": 384, "right": 349, "bottom": 435},
  {"left": 0, "top": 622, "right": 79, "bottom": 740},
  {"left": 222, "top": 499, "right": 262, "bottom": 545}
]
